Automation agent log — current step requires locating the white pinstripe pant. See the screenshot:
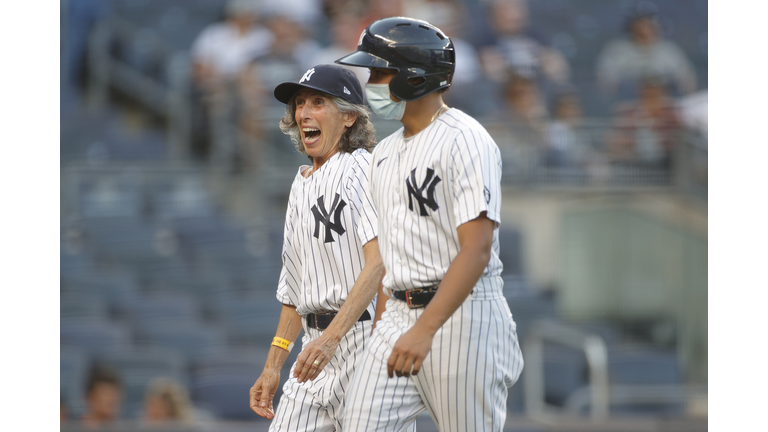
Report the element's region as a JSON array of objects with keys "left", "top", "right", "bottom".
[
  {"left": 269, "top": 320, "right": 373, "bottom": 432},
  {"left": 343, "top": 295, "right": 523, "bottom": 432}
]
